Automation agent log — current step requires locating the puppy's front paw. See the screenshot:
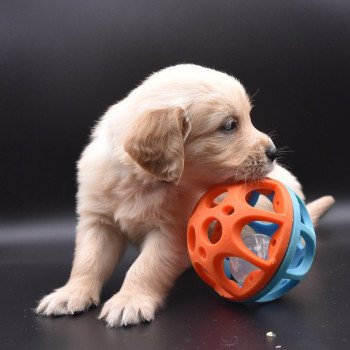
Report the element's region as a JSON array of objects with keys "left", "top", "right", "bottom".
[
  {"left": 98, "top": 292, "right": 161, "bottom": 328},
  {"left": 36, "top": 283, "right": 99, "bottom": 316}
]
